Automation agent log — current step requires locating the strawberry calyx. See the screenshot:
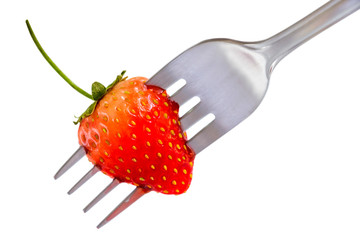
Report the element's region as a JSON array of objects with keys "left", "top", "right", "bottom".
[{"left": 73, "top": 72, "right": 128, "bottom": 124}]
